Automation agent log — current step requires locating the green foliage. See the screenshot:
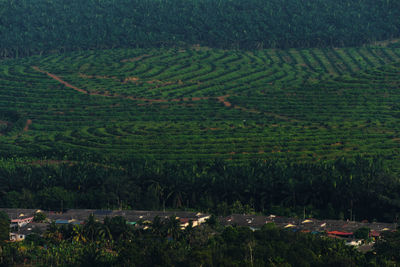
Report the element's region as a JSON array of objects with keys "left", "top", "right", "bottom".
[
  {"left": 24, "top": 233, "right": 45, "bottom": 246},
  {"left": 354, "top": 227, "right": 370, "bottom": 240},
  {"left": 83, "top": 214, "right": 103, "bottom": 242},
  {"left": 77, "top": 243, "right": 117, "bottom": 267},
  {"left": 1, "top": 47, "right": 400, "bottom": 168},
  {"left": 0, "top": 211, "right": 9, "bottom": 243},
  {"left": 37, "top": 187, "right": 73, "bottom": 212},
  {"left": 262, "top": 222, "right": 277, "bottom": 231},
  {"left": 1, "top": 0, "right": 400, "bottom": 58},
  {"left": 374, "top": 231, "right": 400, "bottom": 262},
  {"left": 205, "top": 215, "right": 218, "bottom": 227},
  {"left": 0, "top": 156, "right": 399, "bottom": 222},
  {"left": 33, "top": 212, "right": 47, "bottom": 223},
  {"left": 103, "top": 216, "right": 130, "bottom": 241}
]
